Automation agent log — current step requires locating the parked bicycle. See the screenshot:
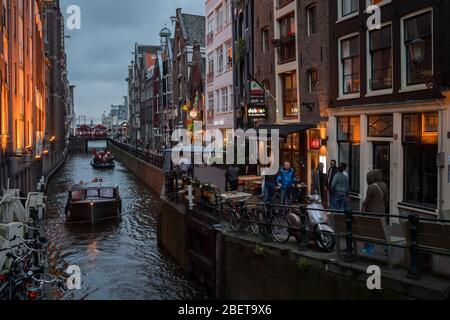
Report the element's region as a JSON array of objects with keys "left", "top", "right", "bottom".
[{"left": 222, "top": 196, "right": 260, "bottom": 236}]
